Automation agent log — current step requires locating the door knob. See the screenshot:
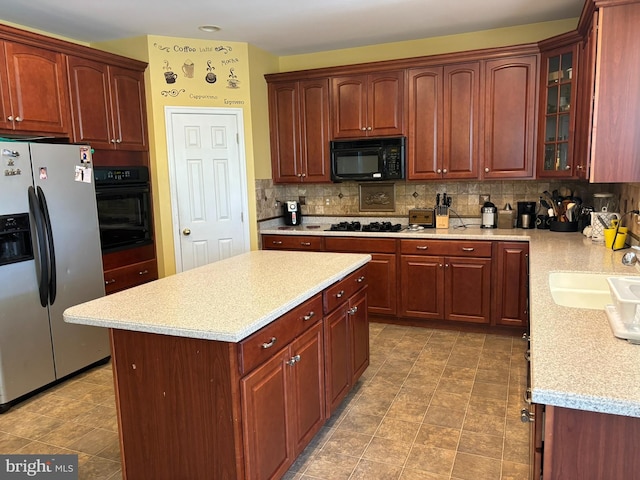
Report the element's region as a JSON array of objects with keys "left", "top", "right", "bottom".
[{"left": 183, "top": 228, "right": 191, "bottom": 236}]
